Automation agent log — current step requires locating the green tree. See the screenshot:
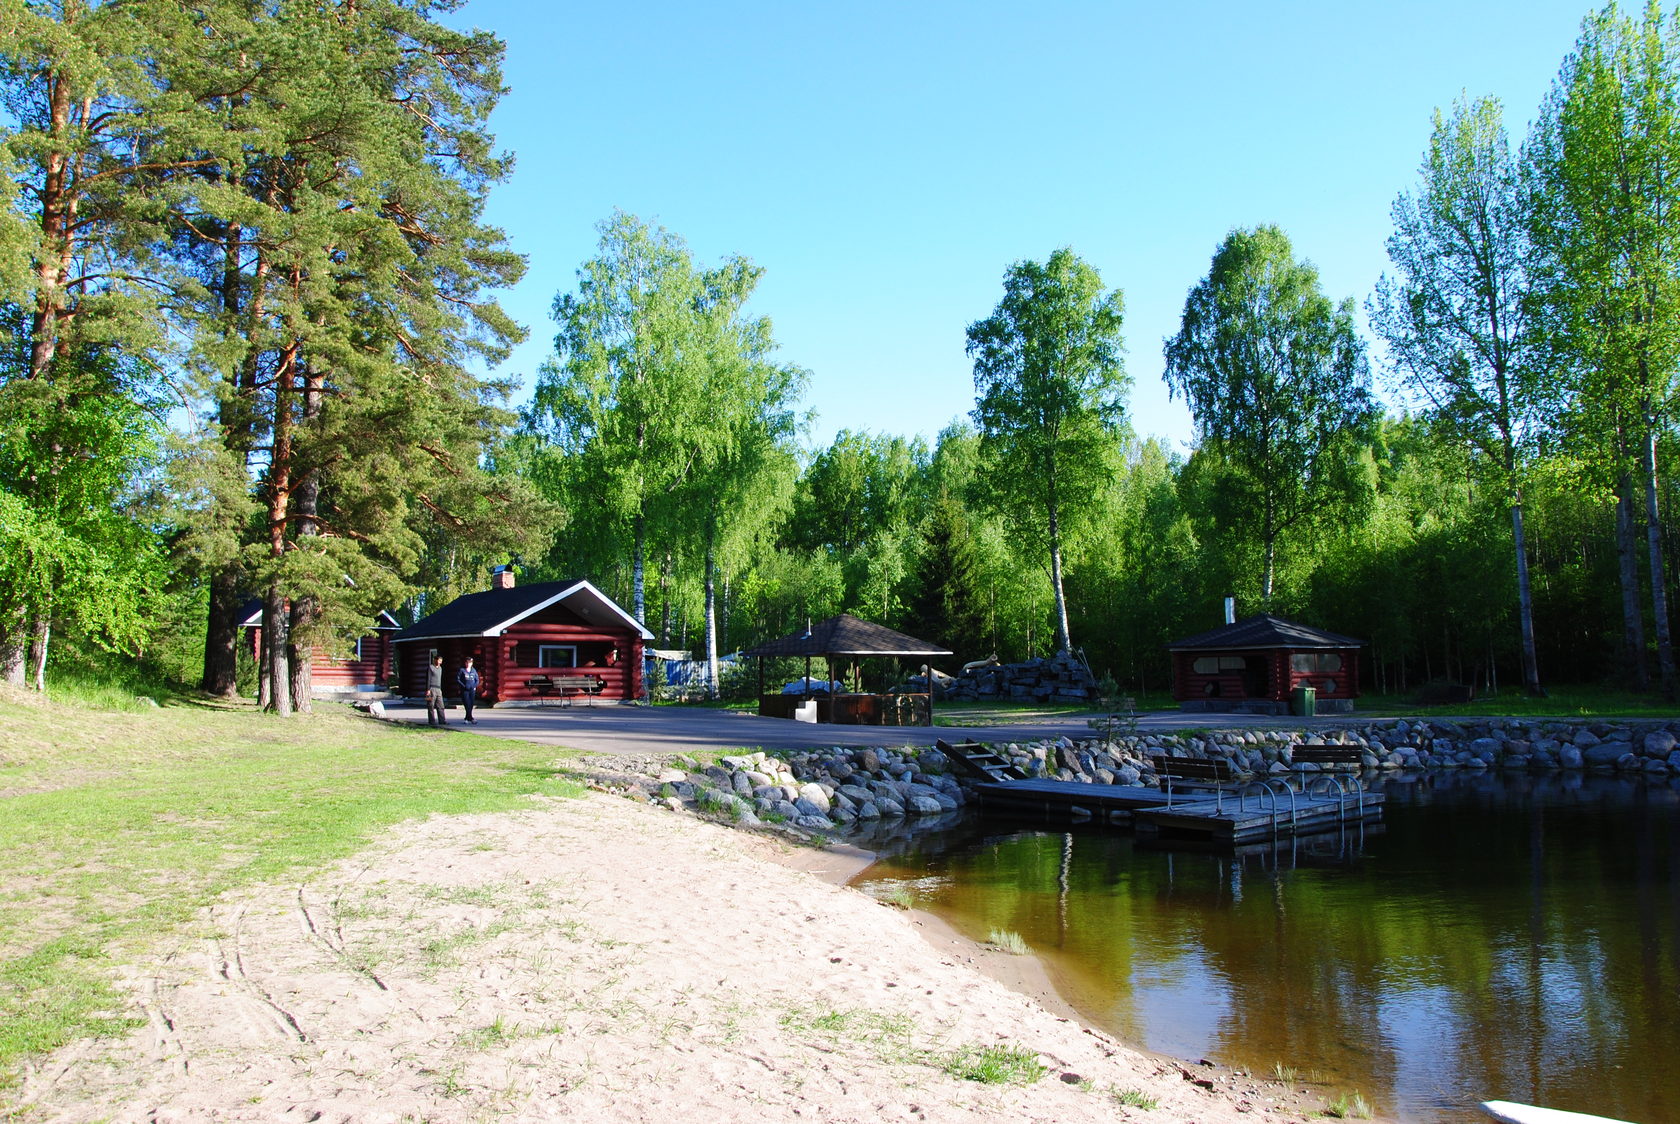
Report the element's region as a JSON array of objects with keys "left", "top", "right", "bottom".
[
  {"left": 527, "top": 212, "right": 761, "bottom": 628},
  {"left": 1164, "top": 225, "right": 1377, "bottom": 605},
  {"left": 162, "top": 0, "right": 541, "bottom": 713},
  {"left": 1527, "top": 0, "right": 1680, "bottom": 696},
  {"left": 966, "top": 248, "right": 1128, "bottom": 654},
  {"left": 1372, "top": 95, "right": 1547, "bottom": 695}
]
